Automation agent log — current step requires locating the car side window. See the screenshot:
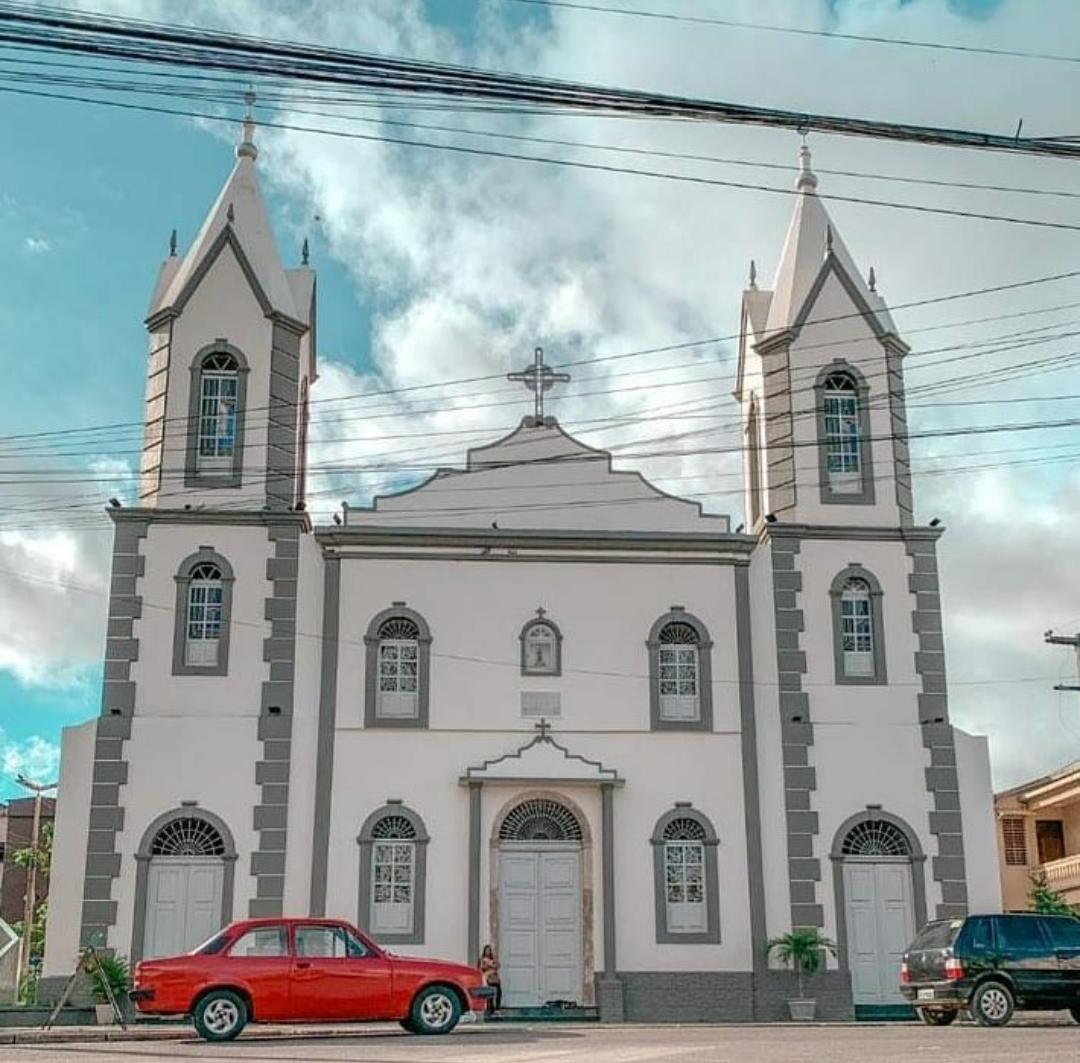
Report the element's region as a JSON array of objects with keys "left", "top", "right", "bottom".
[
  {"left": 961, "top": 916, "right": 993, "bottom": 954},
  {"left": 295, "top": 925, "right": 369, "bottom": 959},
  {"left": 994, "top": 916, "right": 1051, "bottom": 954},
  {"left": 1042, "top": 916, "right": 1080, "bottom": 949},
  {"left": 228, "top": 926, "right": 289, "bottom": 958}
]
